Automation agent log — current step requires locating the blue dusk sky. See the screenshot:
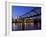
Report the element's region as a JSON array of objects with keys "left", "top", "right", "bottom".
[{"left": 12, "top": 6, "right": 35, "bottom": 18}]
